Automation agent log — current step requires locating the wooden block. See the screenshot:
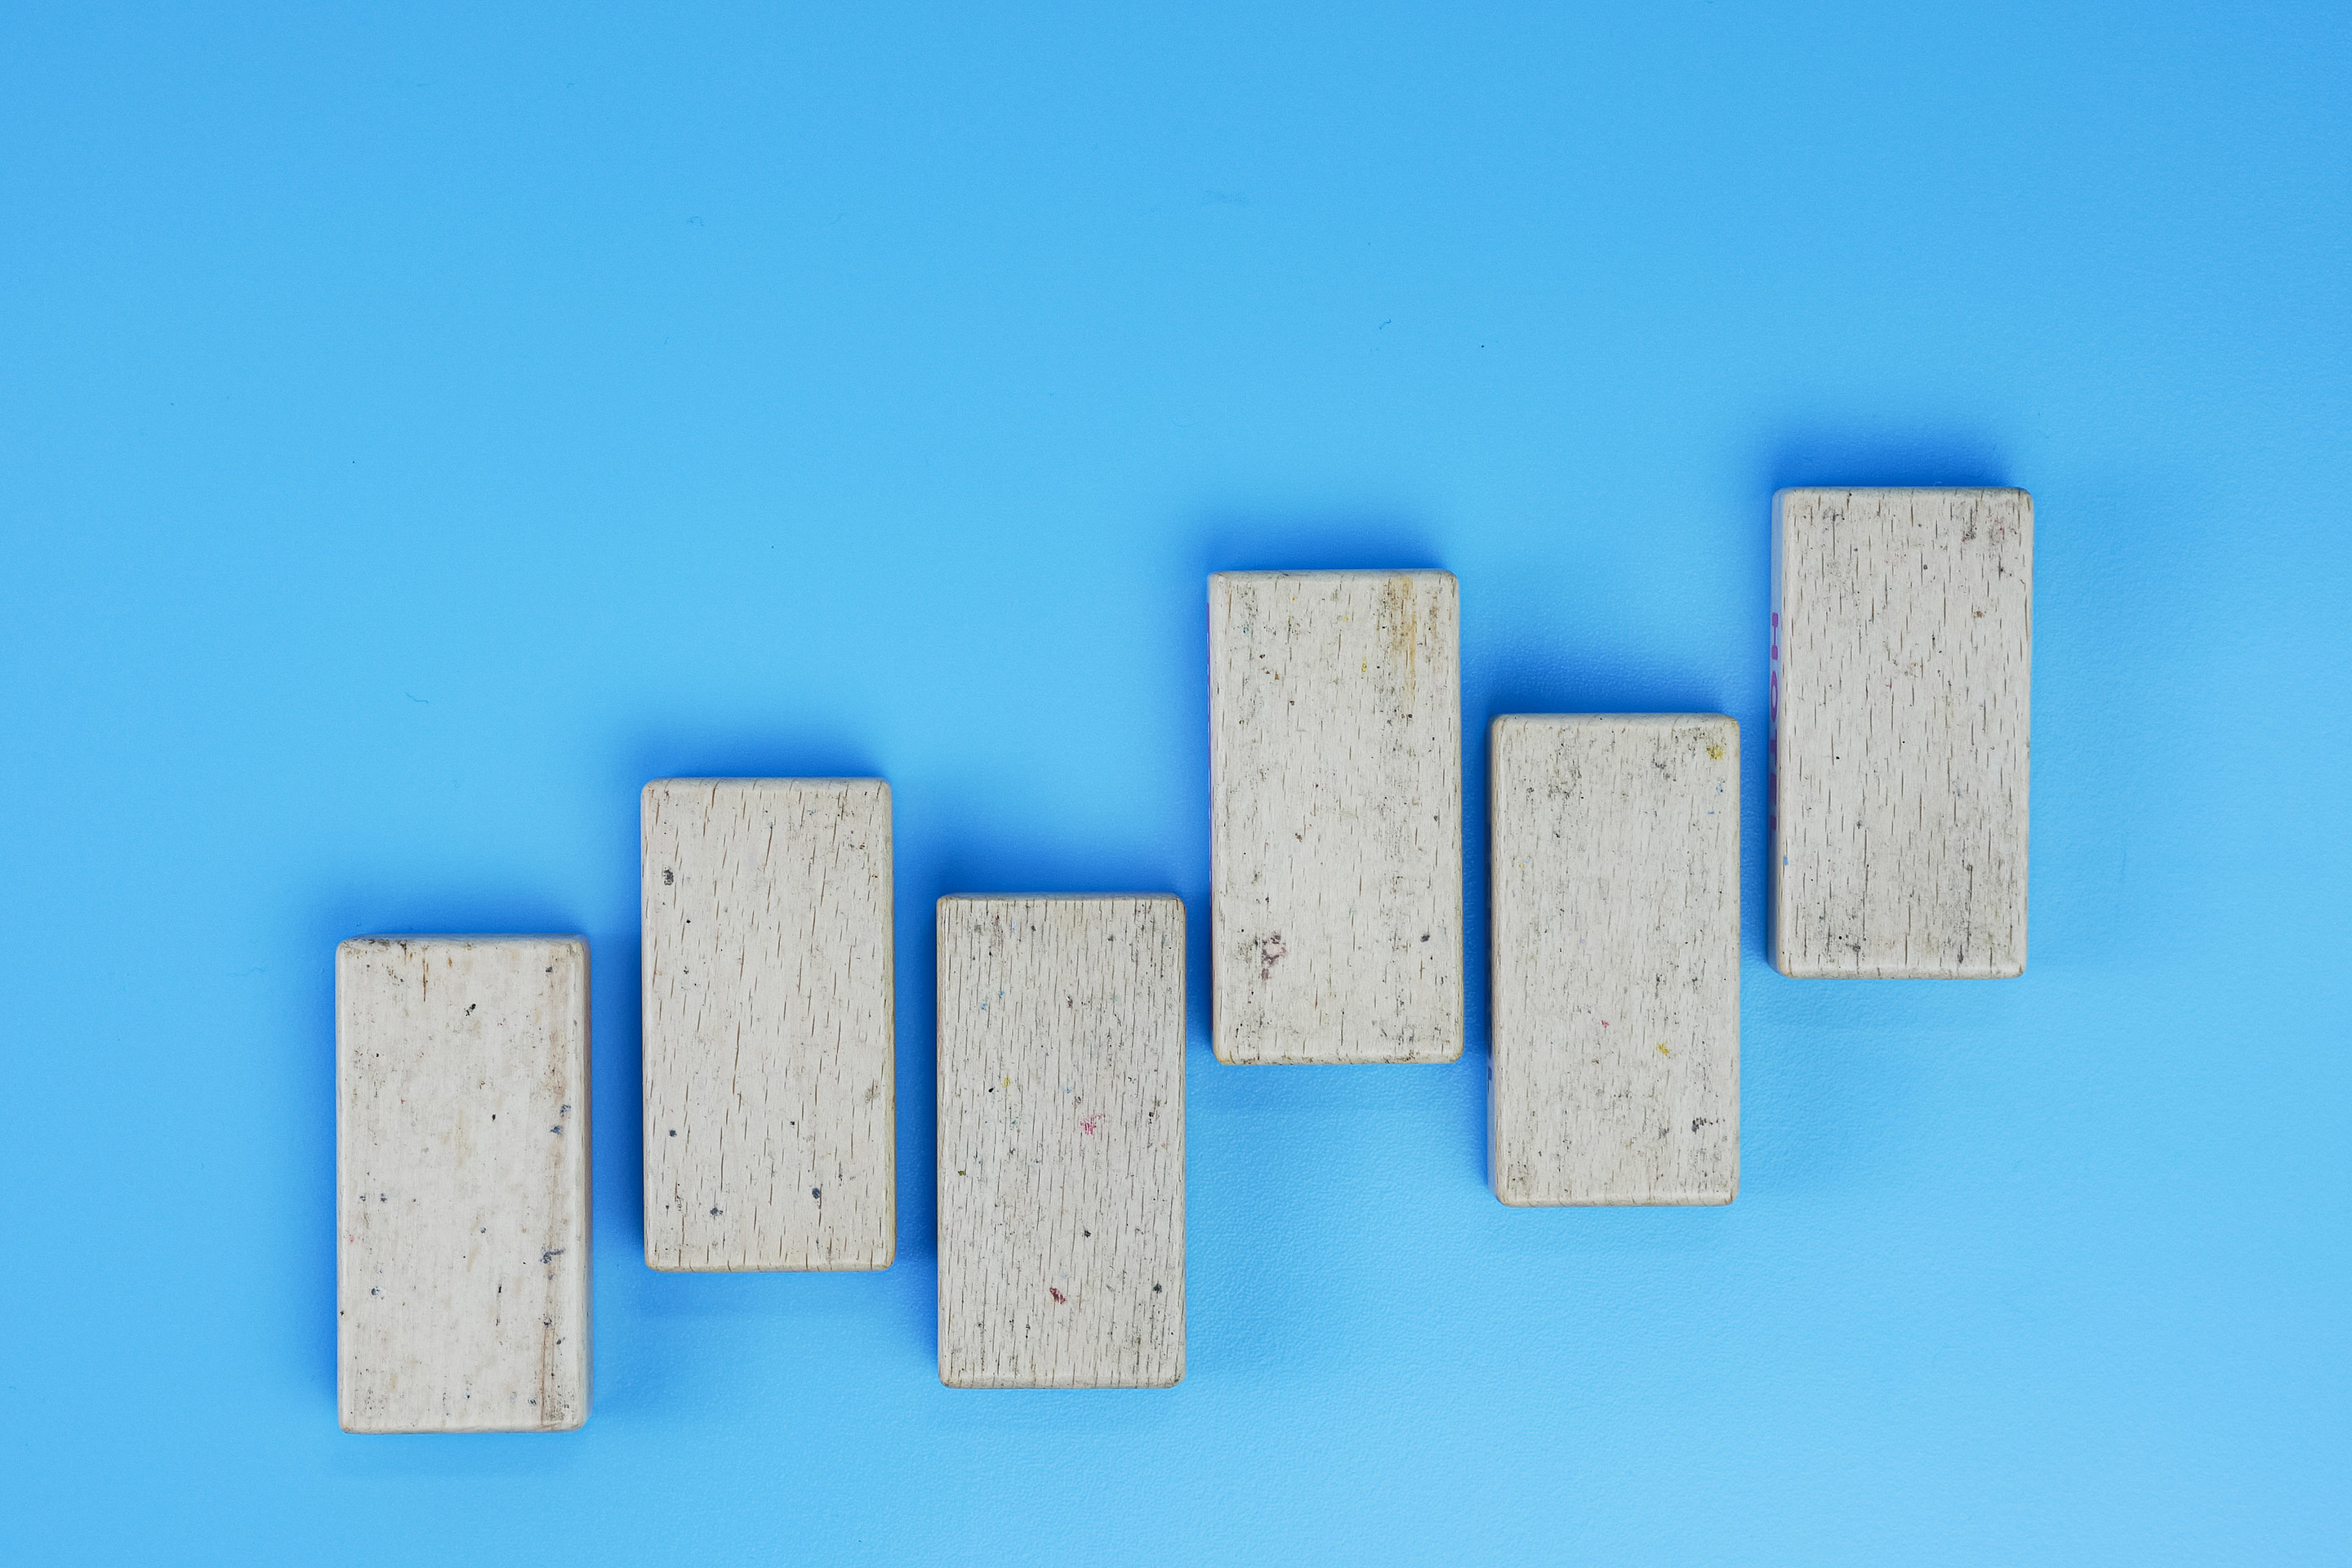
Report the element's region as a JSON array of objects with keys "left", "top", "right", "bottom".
[
  {"left": 936, "top": 895, "right": 1184, "bottom": 1388},
  {"left": 1488, "top": 715, "right": 1740, "bottom": 1206},
  {"left": 336, "top": 936, "right": 590, "bottom": 1433},
  {"left": 642, "top": 778, "right": 894, "bottom": 1272},
  {"left": 1207, "top": 569, "right": 1463, "bottom": 1064},
  {"left": 1771, "top": 488, "right": 2031, "bottom": 978}
]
